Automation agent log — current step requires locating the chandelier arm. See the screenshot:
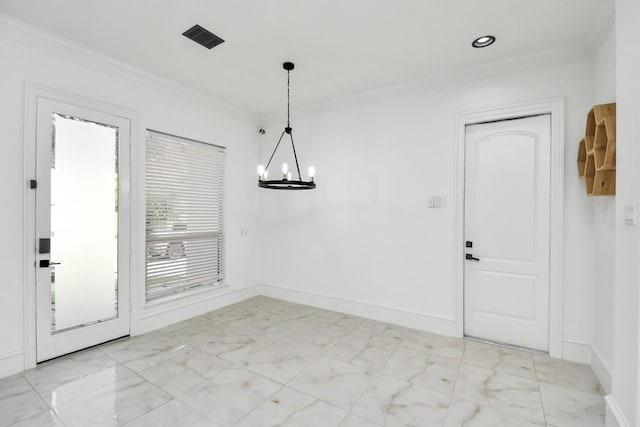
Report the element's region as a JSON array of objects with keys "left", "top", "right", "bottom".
[
  {"left": 288, "top": 130, "right": 303, "bottom": 181},
  {"left": 264, "top": 129, "right": 287, "bottom": 172}
]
